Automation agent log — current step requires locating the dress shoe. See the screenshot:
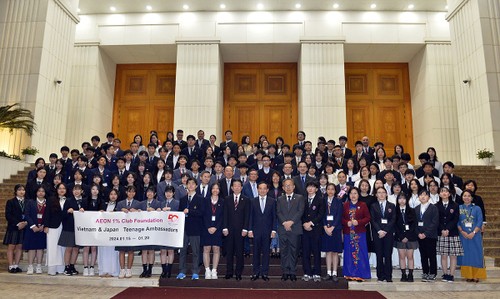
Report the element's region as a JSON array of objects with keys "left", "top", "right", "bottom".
[
  {"left": 225, "top": 274, "right": 233, "bottom": 279},
  {"left": 251, "top": 275, "right": 259, "bottom": 281},
  {"left": 262, "top": 275, "right": 269, "bottom": 281},
  {"left": 290, "top": 274, "right": 297, "bottom": 281},
  {"left": 332, "top": 274, "right": 339, "bottom": 282},
  {"left": 235, "top": 275, "right": 242, "bottom": 281},
  {"left": 281, "top": 274, "right": 288, "bottom": 281}
]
